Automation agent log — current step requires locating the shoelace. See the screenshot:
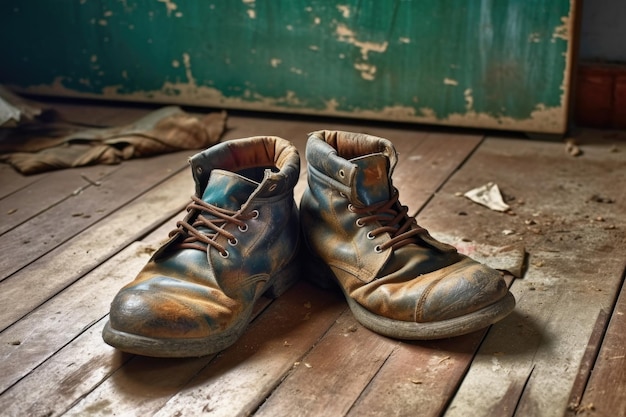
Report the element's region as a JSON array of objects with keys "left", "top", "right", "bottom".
[
  {"left": 169, "top": 195, "right": 253, "bottom": 256},
  {"left": 350, "top": 188, "right": 428, "bottom": 252}
]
